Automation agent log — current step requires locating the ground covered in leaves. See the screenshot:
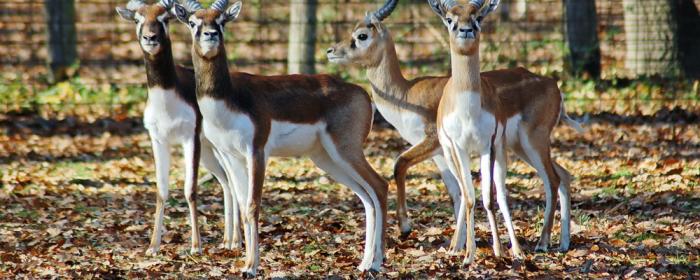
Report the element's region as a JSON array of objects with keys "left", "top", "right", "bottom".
[{"left": 1, "top": 109, "right": 699, "bottom": 279}]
